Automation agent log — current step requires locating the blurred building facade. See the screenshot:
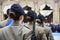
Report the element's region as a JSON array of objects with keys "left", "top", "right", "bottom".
[{"left": 0, "top": 0, "right": 60, "bottom": 23}]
